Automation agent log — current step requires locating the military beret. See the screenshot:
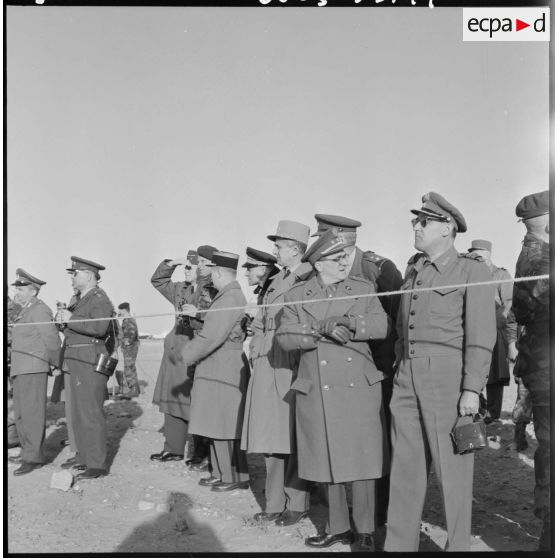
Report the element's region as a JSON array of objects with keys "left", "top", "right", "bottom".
[
  {"left": 242, "top": 247, "right": 277, "bottom": 268},
  {"left": 118, "top": 302, "right": 130, "bottom": 311},
  {"left": 186, "top": 250, "right": 199, "bottom": 265},
  {"left": 302, "top": 229, "right": 350, "bottom": 266},
  {"left": 468, "top": 239, "right": 492, "bottom": 252},
  {"left": 411, "top": 192, "right": 467, "bottom": 233},
  {"left": 311, "top": 214, "right": 362, "bottom": 237},
  {"left": 11, "top": 268, "right": 46, "bottom": 289},
  {"left": 515, "top": 191, "right": 549, "bottom": 220},
  {"left": 267, "top": 220, "right": 310, "bottom": 245},
  {"left": 197, "top": 245, "right": 218, "bottom": 261},
  {"left": 66, "top": 256, "right": 105, "bottom": 274},
  {"left": 211, "top": 251, "right": 240, "bottom": 270}
]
